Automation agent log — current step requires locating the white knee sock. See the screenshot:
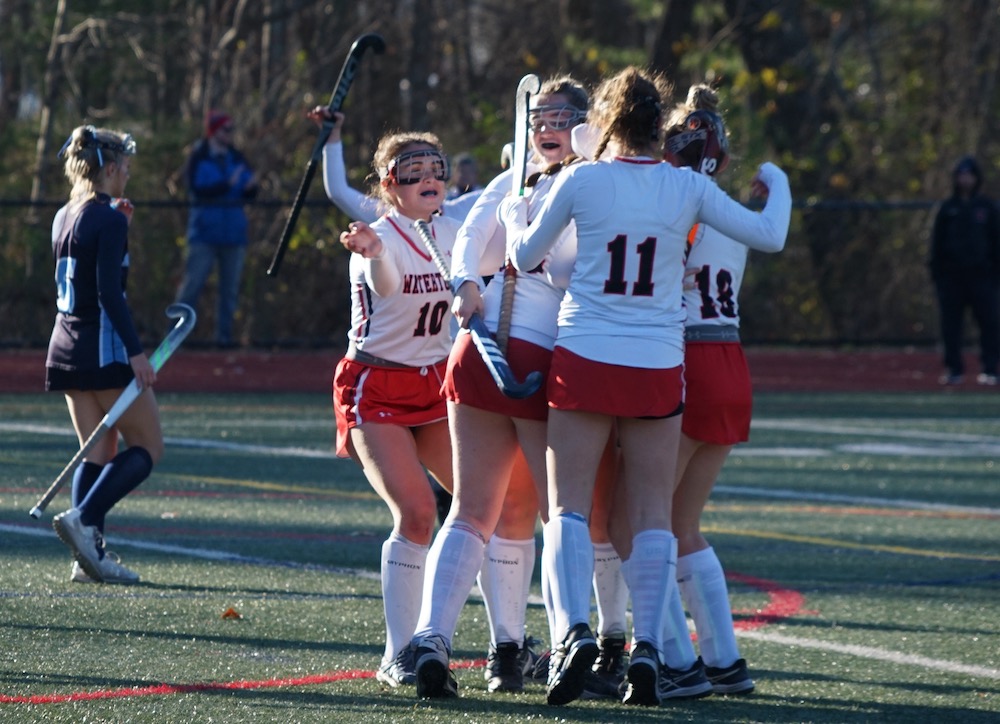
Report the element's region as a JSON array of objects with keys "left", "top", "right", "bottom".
[
  {"left": 478, "top": 535, "right": 535, "bottom": 645},
  {"left": 411, "top": 521, "right": 485, "bottom": 652},
  {"left": 620, "top": 556, "right": 636, "bottom": 650},
  {"left": 677, "top": 546, "right": 741, "bottom": 668},
  {"left": 623, "top": 529, "right": 676, "bottom": 651},
  {"left": 541, "top": 514, "right": 593, "bottom": 644},
  {"left": 660, "top": 585, "right": 697, "bottom": 670},
  {"left": 380, "top": 532, "right": 429, "bottom": 662},
  {"left": 541, "top": 557, "right": 557, "bottom": 649},
  {"left": 592, "top": 542, "right": 628, "bottom": 638}
]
